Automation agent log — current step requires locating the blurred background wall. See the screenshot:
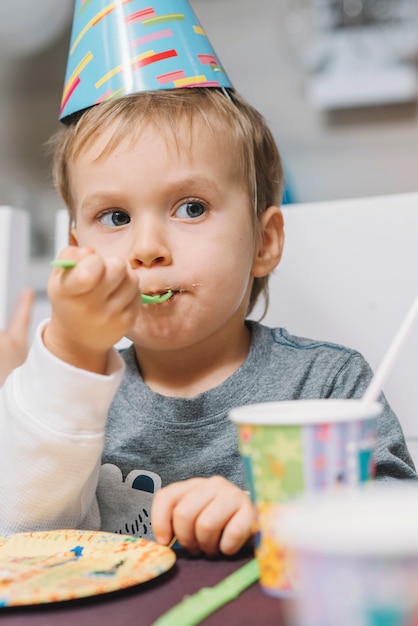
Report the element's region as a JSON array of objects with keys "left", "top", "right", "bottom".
[{"left": 1, "top": 0, "right": 418, "bottom": 259}]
